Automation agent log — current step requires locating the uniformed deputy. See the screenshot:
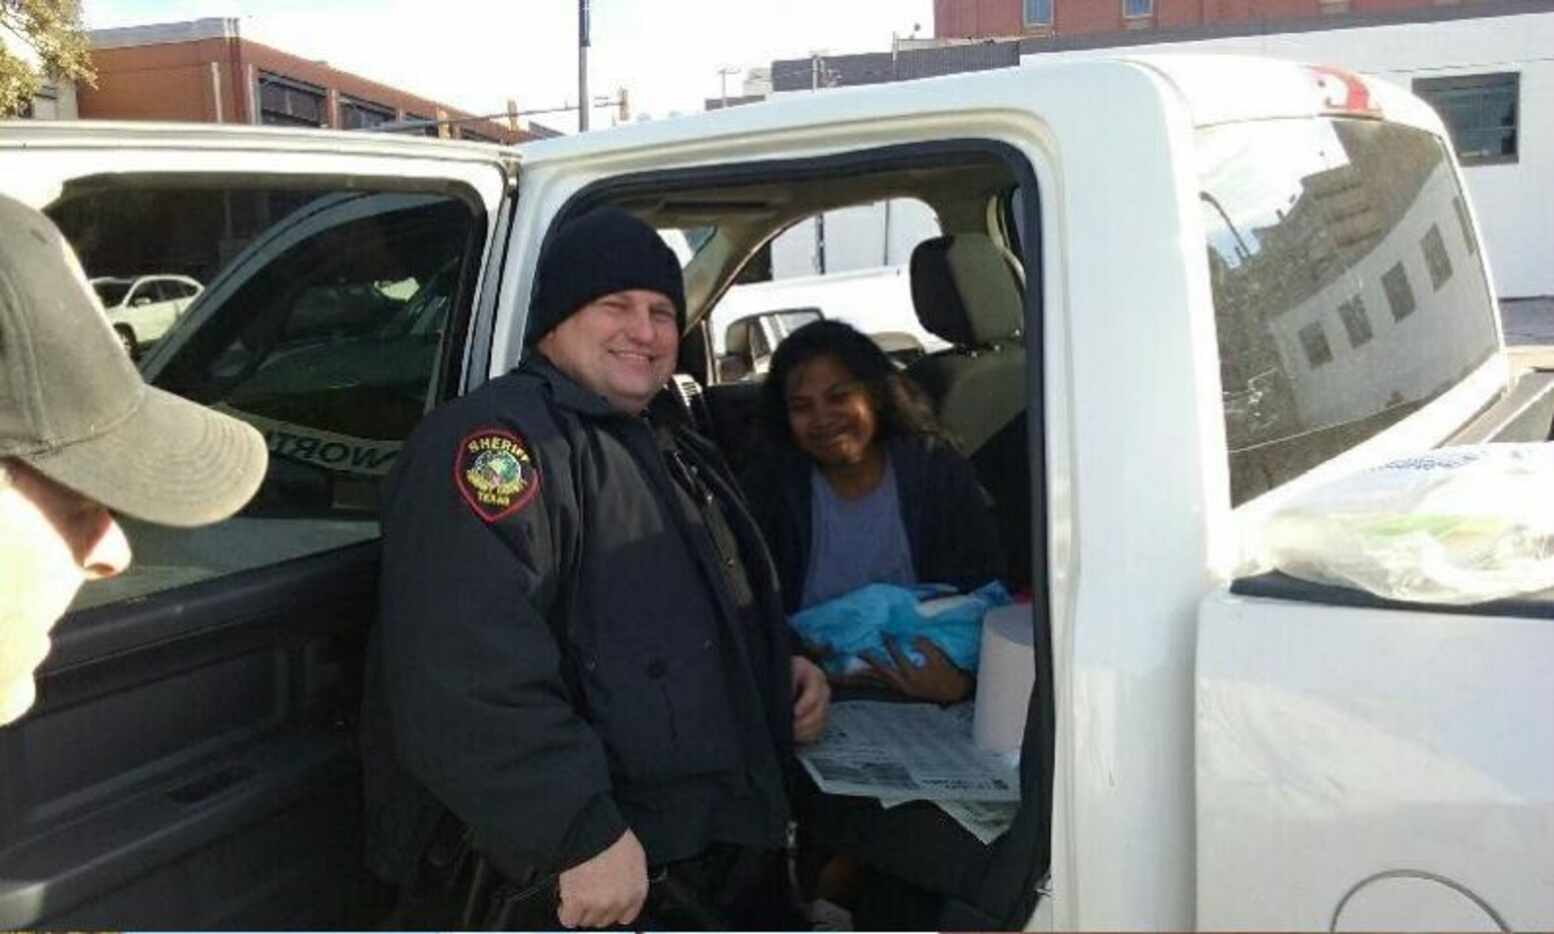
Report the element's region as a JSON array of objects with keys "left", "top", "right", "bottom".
[{"left": 363, "top": 207, "right": 830, "bottom": 929}]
